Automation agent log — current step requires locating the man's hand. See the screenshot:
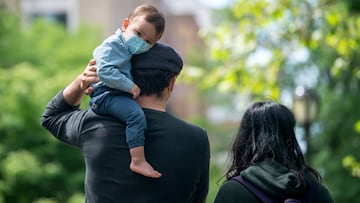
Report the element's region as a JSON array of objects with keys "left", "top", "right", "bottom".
[
  {"left": 129, "top": 84, "right": 141, "bottom": 99},
  {"left": 80, "top": 59, "right": 99, "bottom": 95}
]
